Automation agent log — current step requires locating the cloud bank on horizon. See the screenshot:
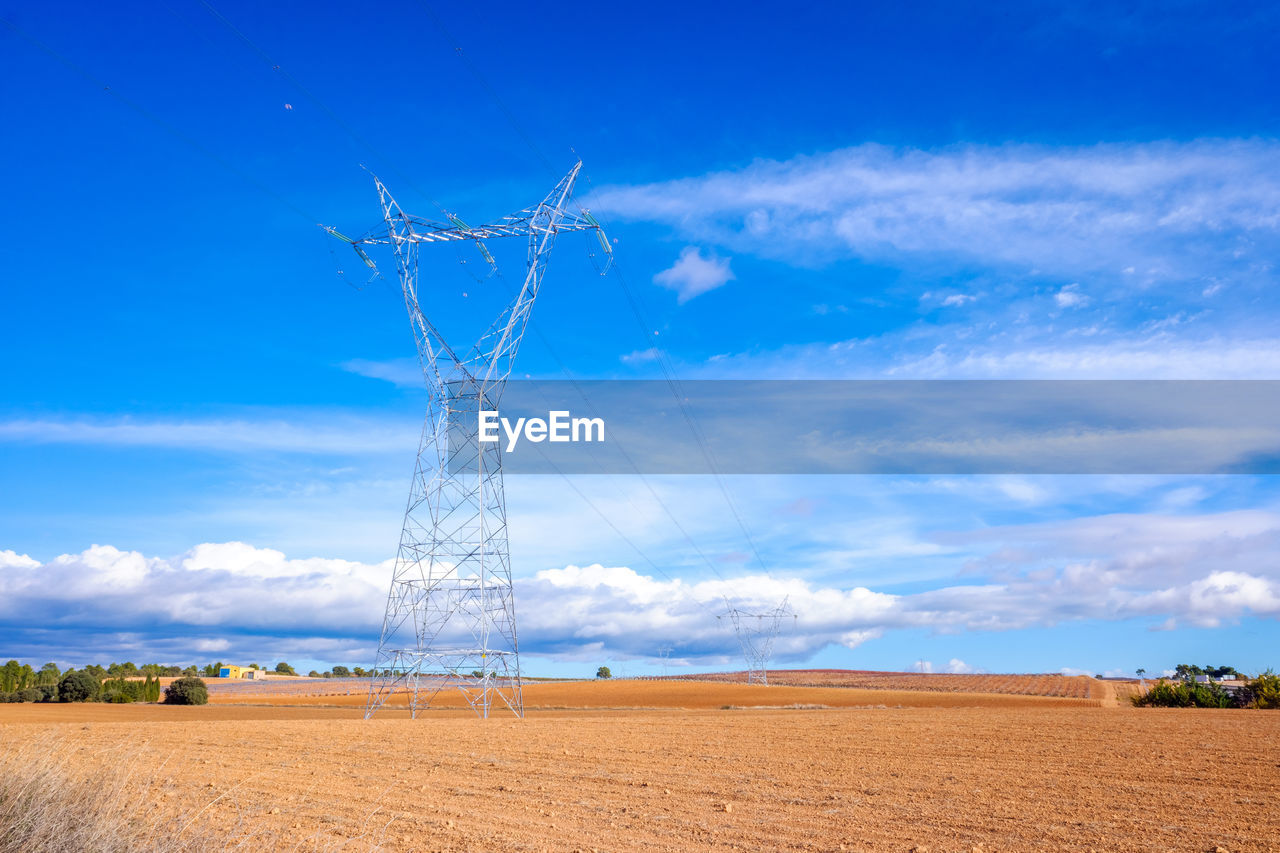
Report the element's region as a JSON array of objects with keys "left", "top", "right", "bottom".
[{"left": 5, "top": 504, "right": 1278, "bottom": 670}]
